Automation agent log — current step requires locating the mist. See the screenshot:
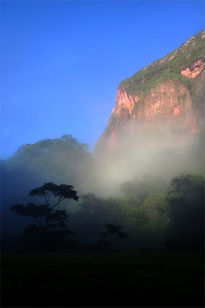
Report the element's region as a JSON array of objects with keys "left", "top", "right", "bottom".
[
  {"left": 1, "top": 115, "right": 204, "bottom": 308},
  {"left": 92, "top": 122, "right": 204, "bottom": 196},
  {"left": 1, "top": 119, "right": 204, "bottom": 253}
]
